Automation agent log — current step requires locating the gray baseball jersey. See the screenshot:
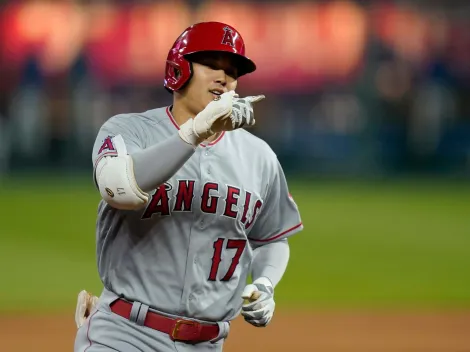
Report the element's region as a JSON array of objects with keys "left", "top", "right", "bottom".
[{"left": 92, "top": 106, "right": 303, "bottom": 323}]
